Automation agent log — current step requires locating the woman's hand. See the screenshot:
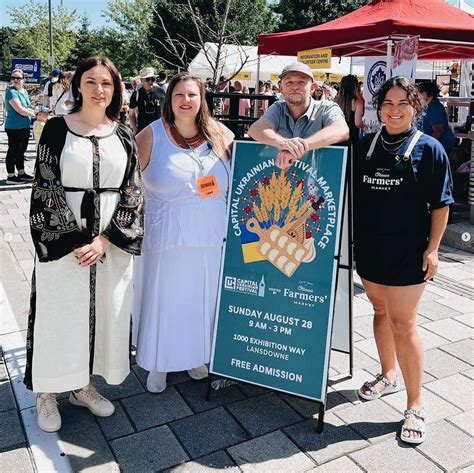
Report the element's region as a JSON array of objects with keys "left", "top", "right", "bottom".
[
  {"left": 74, "top": 235, "right": 110, "bottom": 267},
  {"left": 422, "top": 247, "right": 439, "bottom": 281}
]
